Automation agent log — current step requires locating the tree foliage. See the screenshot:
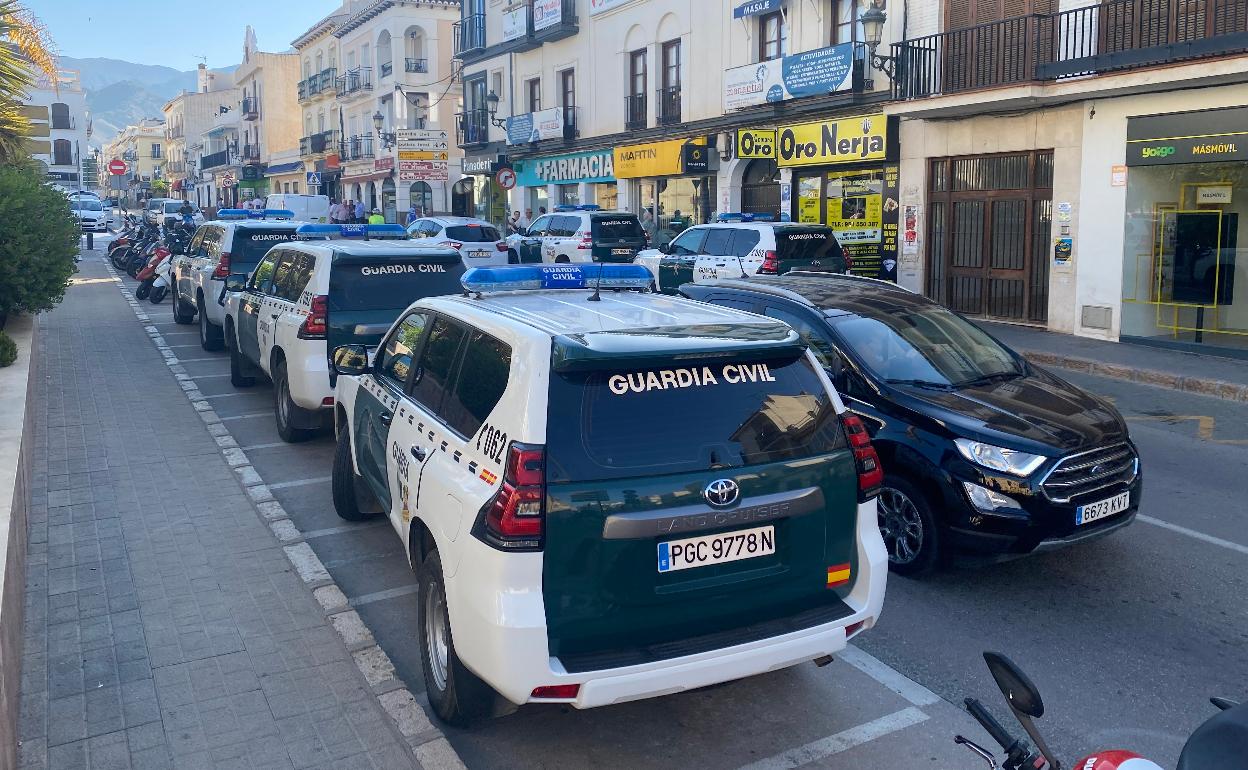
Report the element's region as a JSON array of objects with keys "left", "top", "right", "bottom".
[
  {"left": 0, "top": 0, "right": 58, "bottom": 163},
  {"left": 0, "top": 162, "right": 78, "bottom": 319},
  {"left": 0, "top": 330, "right": 16, "bottom": 367}
]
